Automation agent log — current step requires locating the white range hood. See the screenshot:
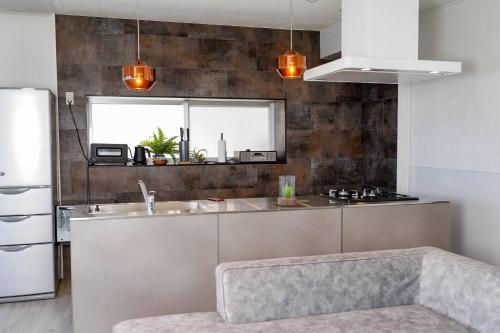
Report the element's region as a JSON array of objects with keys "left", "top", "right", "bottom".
[{"left": 304, "top": 0, "right": 462, "bottom": 84}]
